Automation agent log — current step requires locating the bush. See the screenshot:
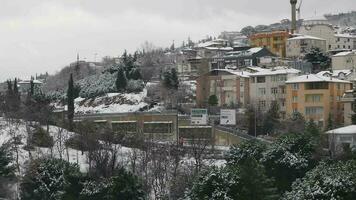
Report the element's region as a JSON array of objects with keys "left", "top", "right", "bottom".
[
  {"left": 126, "top": 80, "right": 145, "bottom": 93},
  {"left": 30, "top": 126, "right": 54, "bottom": 148},
  {"left": 65, "top": 134, "right": 101, "bottom": 152}
]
